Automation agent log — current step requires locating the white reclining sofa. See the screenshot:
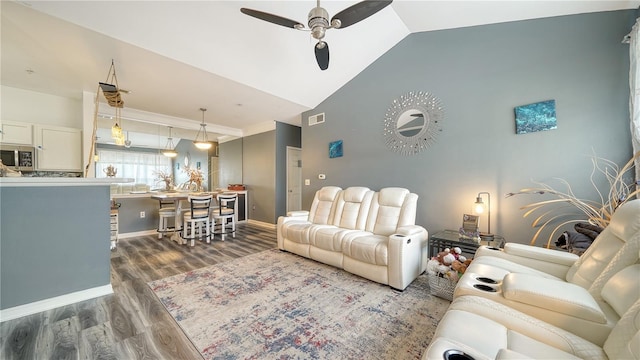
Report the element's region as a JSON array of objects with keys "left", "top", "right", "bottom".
[
  {"left": 423, "top": 199, "right": 640, "bottom": 359},
  {"left": 277, "top": 186, "right": 428, "bottom": 290},
  {"left": 454, "top": 199, "right": 640, "bottom": 345}
]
